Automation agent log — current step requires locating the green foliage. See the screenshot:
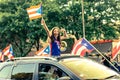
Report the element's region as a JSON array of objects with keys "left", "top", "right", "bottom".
[
  {"left": 0, "top": 0, "right": 43, "bottom": 57},
  {"left": 0, "top": 0, "right": 120, "bottom": 57}
]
